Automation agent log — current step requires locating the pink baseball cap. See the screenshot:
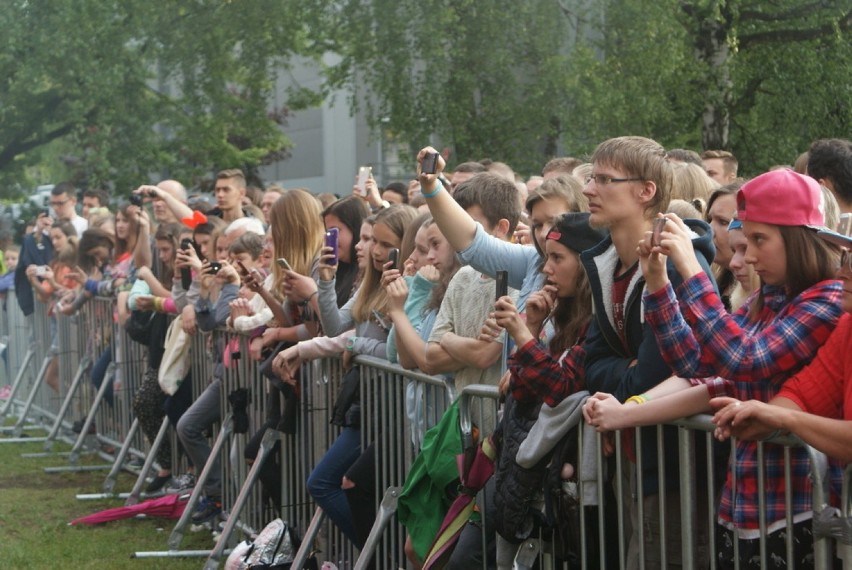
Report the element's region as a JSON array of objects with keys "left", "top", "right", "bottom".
[{"left": 736, "top": 169, "right": 825, "bottom": 229}]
